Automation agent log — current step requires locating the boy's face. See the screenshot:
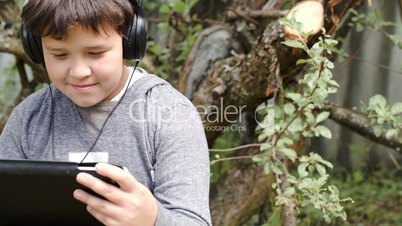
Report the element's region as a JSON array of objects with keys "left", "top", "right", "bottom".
[{"left": 42, "top": 24, "right": 128, "bottom": 107}]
